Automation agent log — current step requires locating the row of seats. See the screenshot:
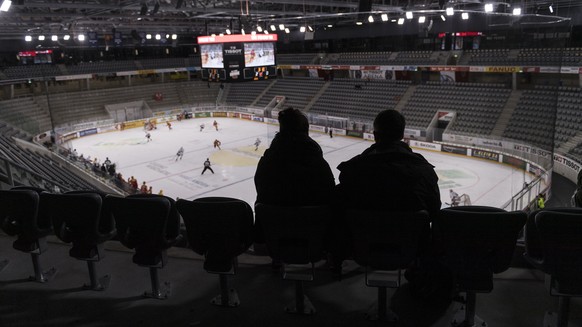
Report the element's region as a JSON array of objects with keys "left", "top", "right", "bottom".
[{"left": 1, "top": 187, "right": 581, "bottom": 326}]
